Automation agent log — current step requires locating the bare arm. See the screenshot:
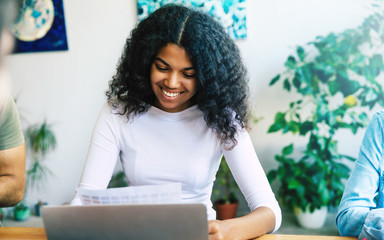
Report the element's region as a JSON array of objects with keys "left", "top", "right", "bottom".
[
  {"left": 209, "top": 206, "right": 275, "bottom": 240},
  {"left": 0, "top": 143, "right": 26, "bottom": 207}
]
